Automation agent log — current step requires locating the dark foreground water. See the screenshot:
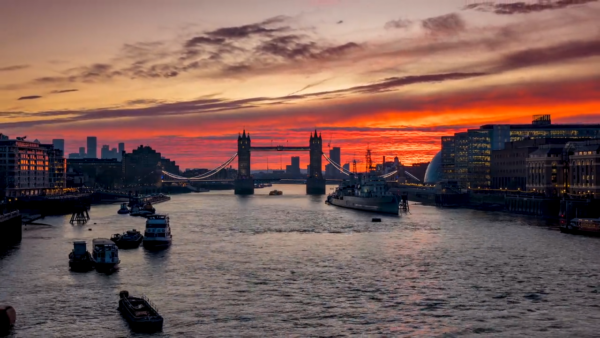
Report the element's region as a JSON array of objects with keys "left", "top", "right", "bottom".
[{"left": 2, "top": 184, "right": 600, "bottom": 337}]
